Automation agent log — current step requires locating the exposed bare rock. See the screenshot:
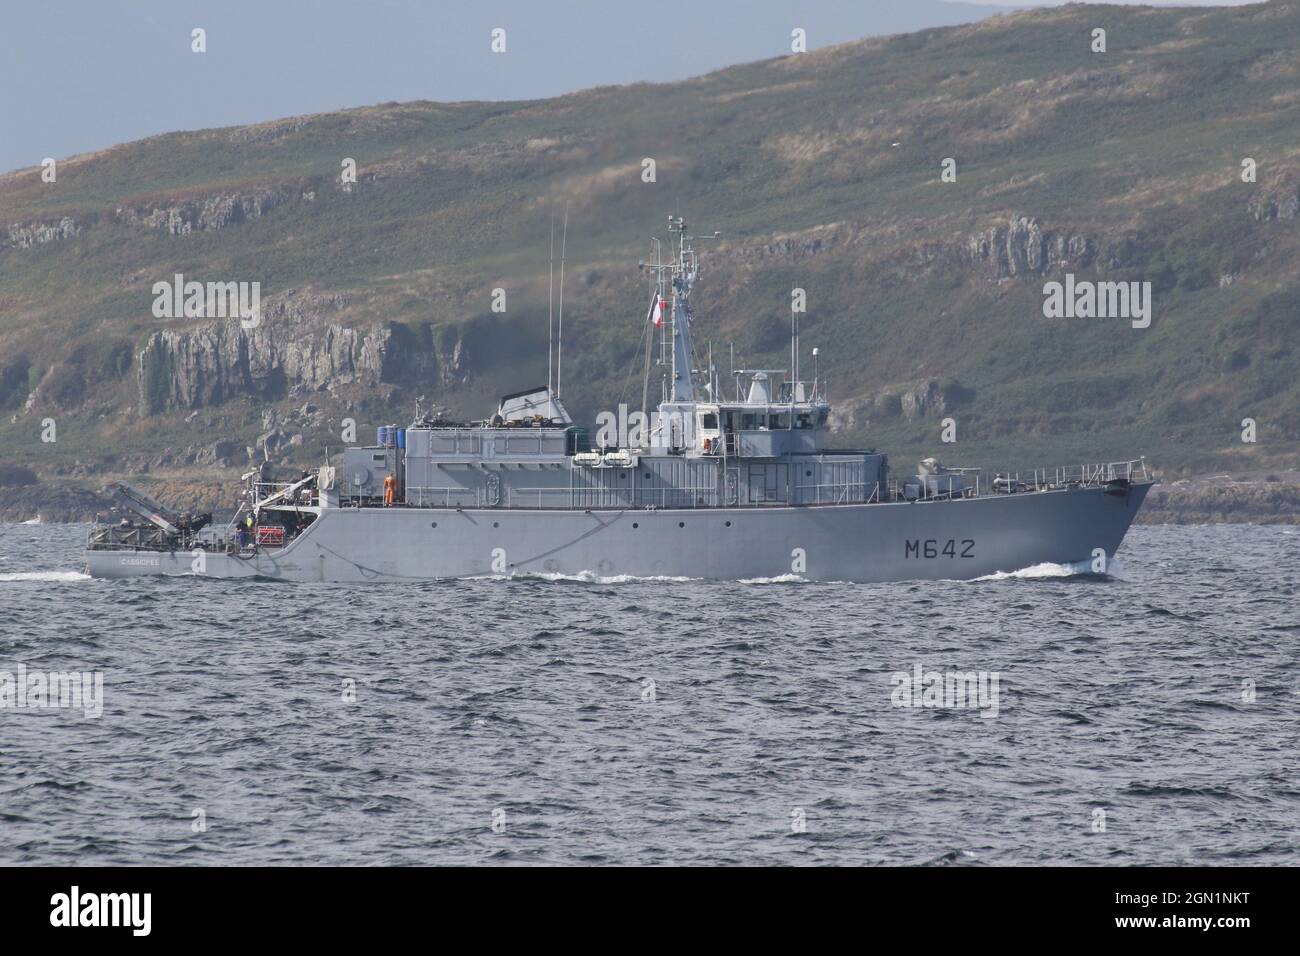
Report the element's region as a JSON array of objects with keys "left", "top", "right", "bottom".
[
  {"left": 137, "top": 312, "right": 376, "bottom": 414},
  {"left": 134, "top": 290, "right": 487, "bottom": 415},
  {"left": 829, "top": 380, "right": 956, "bottom": 431},
  {"left": 4, "top": 216, "right": 80, "bottom": 249},
  {"left": 899, "top": 381, "right": 946, "bottom": 420},
  {"left": 725, "top": 214, "right": 1129, "bottom": 283},
  {"left": 964, "top": 215, "right": 1103, "bottom": 278},
  {"left": 1137, "top": 472, "right": 1300, "bottom": 524},
  {"left": 227, "top": 117, "right": 315, "bottom": 145},
  {"left": 728, "top": 224, "right": 845, "bottom": 264},
  {"left": 0, "top": 483, "right": 112, "bottom": 523},
  {"left": 193, "top": 439, "right": 244, "bottom": 468},
  {"left": 1248, "top": 182, "right": 1300, "bottom": 221},
  {"left": 115, "top": 187, "right": 292, "bottom": 234}
]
